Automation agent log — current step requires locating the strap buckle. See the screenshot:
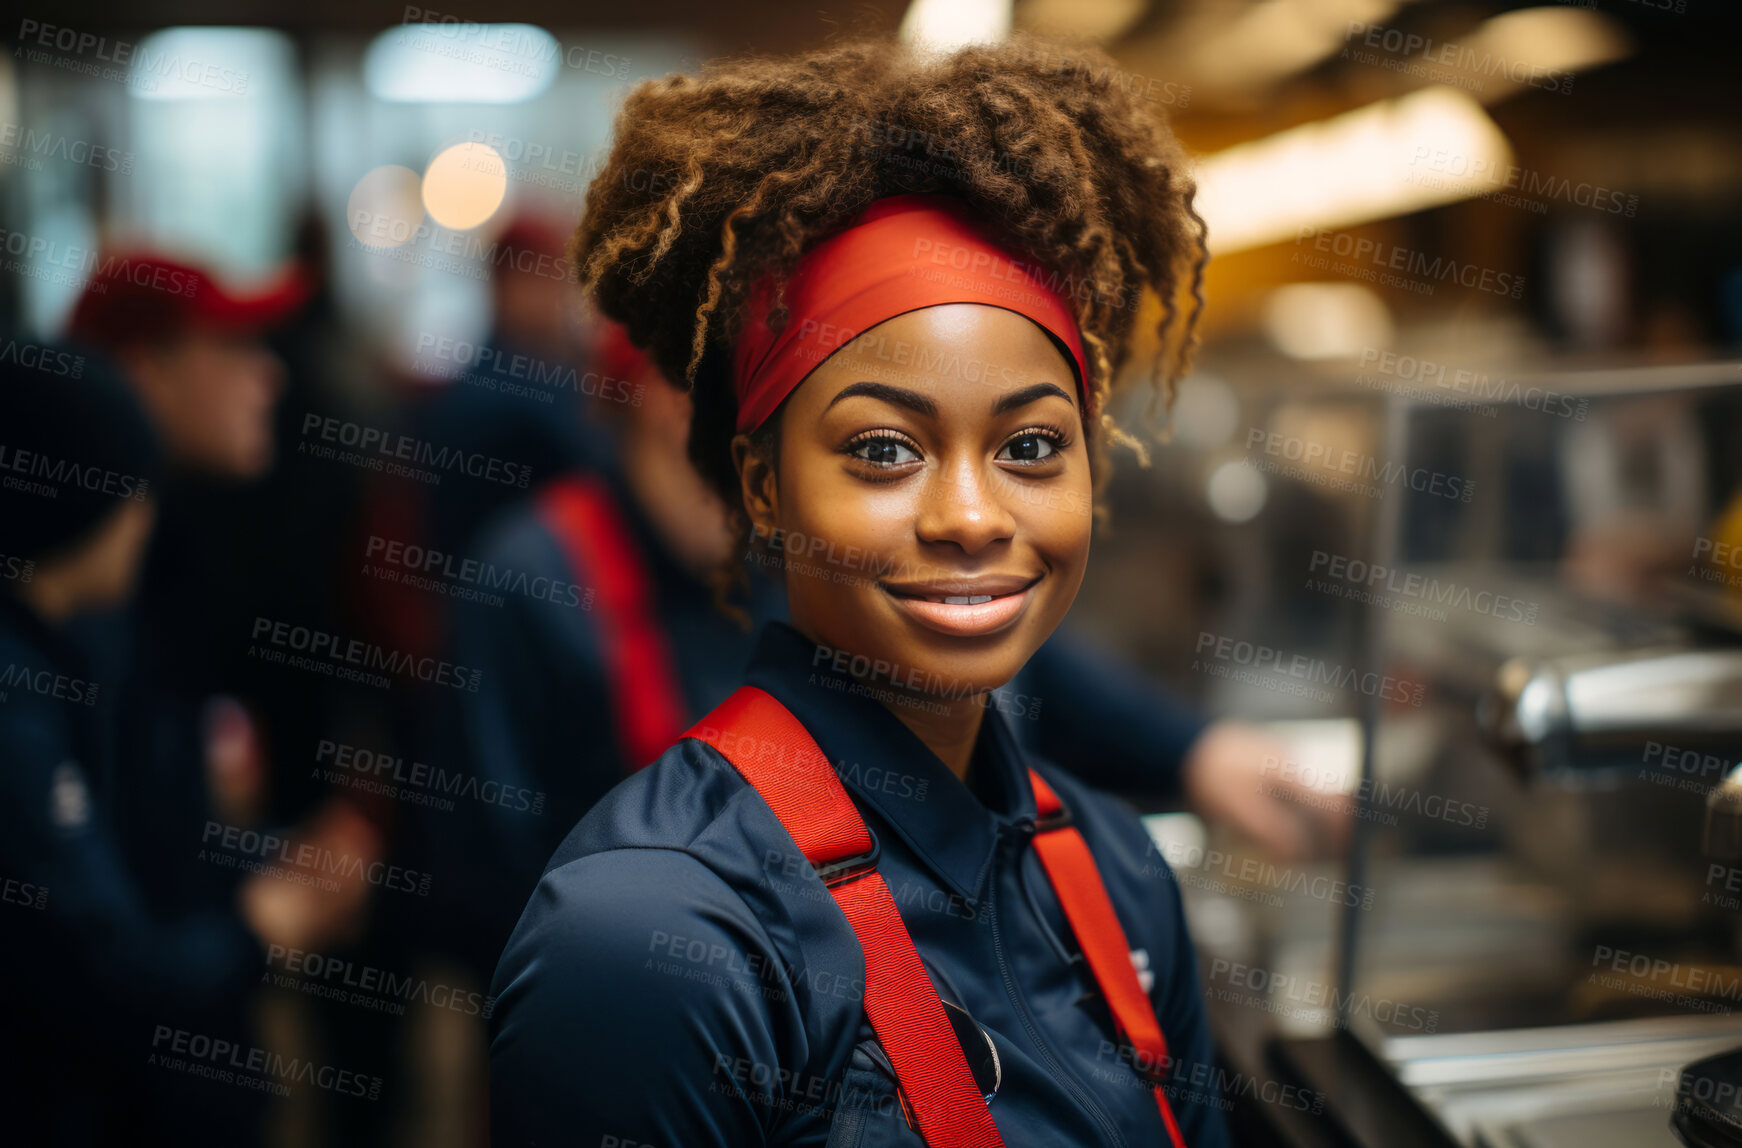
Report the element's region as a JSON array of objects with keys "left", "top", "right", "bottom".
[
  {"left": 1034, "top": 803, "right": 1073, "bottom": 834},
  {"left": 814, "top": 827, "right": 881, "bottom": 887}
]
